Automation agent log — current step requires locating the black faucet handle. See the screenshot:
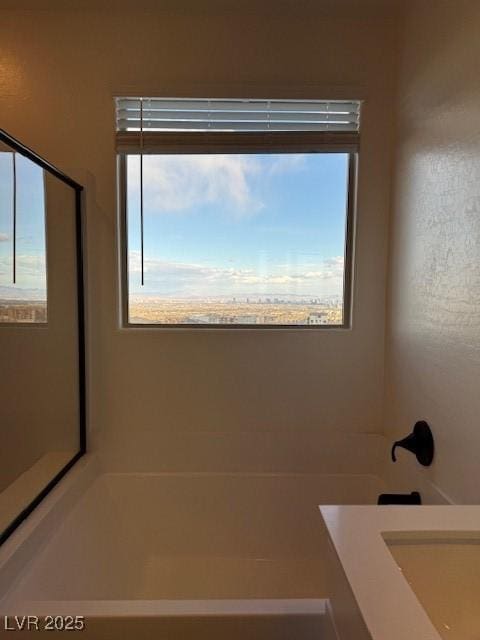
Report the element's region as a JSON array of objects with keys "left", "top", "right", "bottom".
[
  {"left": 391, "top": 421, "right": 434, "bottom": 466},
  {"left": 391, "top": 441, "right": 400, "bottom": 462}
]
